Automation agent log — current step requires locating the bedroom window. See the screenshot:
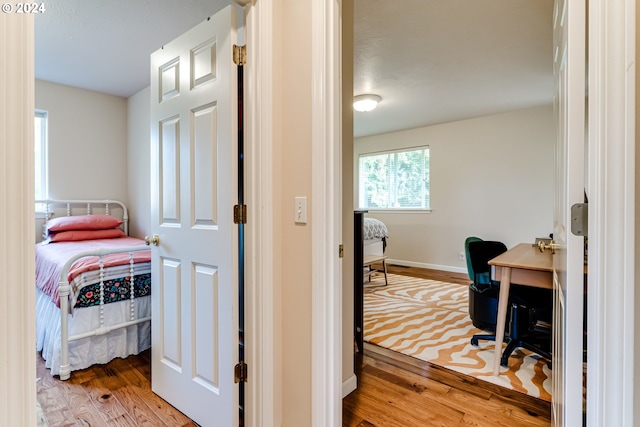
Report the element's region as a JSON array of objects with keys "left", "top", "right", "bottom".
[
  {"left": 35, "top": 110, "right": 48, "bottom": 211},
  {"left": 358, "top": 146, "right": 430, "bottom": 211}
]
